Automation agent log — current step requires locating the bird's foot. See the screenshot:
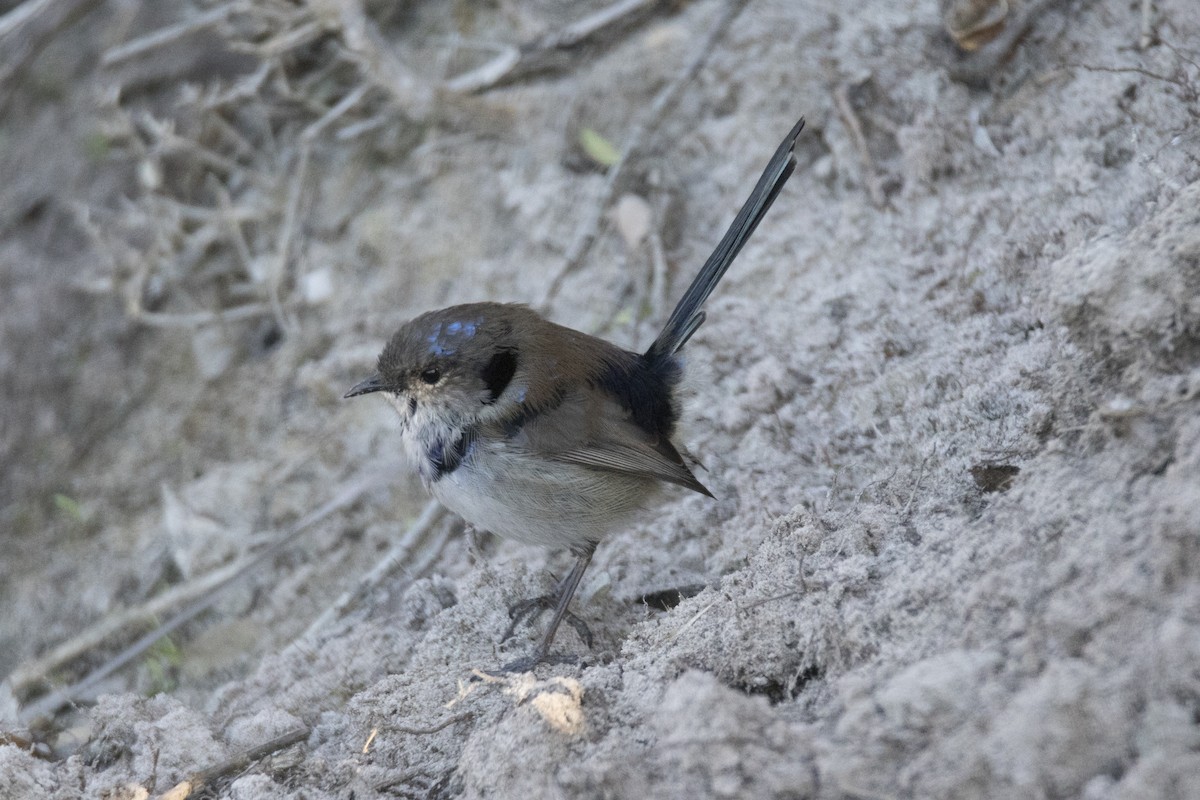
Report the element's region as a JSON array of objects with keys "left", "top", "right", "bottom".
[{"left": 502, "top": 594, "right": 593, "bottom": 648}]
